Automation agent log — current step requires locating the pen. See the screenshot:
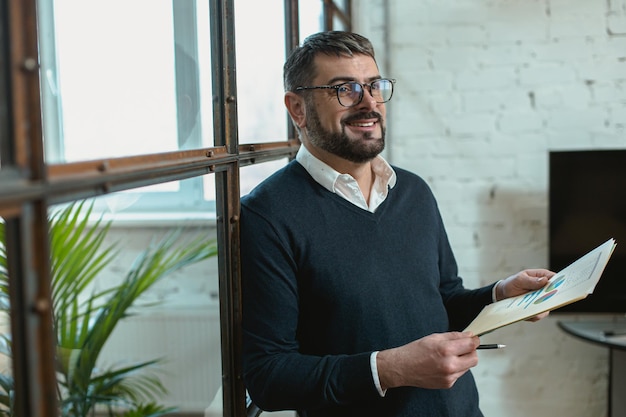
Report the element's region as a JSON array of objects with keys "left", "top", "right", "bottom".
[{"left": 477, "top": 344, "right": 506, "bottom": 350}]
